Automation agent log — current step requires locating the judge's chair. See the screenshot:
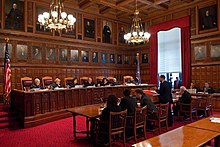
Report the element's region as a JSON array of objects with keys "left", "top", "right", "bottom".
[
  {"left": 96, "top": 76, "right": 105, "bottom": 84},
  {"left": 64, "top": 77, "right": 74, "bottom": 88},
  {"left": 42, "top": 76, "right": 53, "bottom": 88},
  {"left": 107, "top": 77, "right": 115, "bottom": 83},
  {"left": 21, "top": 77, "right": 33, "bottom": 91},
  {"left": 80, "top": 77, "right": 89, "bottom": 85},
  {"left": 123, "top": 76, "right": 133, "bottom": 84}
]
